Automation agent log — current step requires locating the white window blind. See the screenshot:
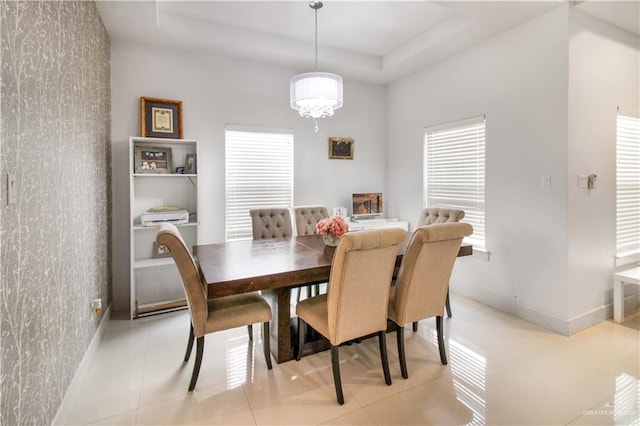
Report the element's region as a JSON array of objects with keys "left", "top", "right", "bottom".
[
  {"left": 616, "top": 111, "right": 640, "bottom": 255},
  {"left": 225, "top": 126, "right": 294, "bottom": 241},
  {"left": 424, "top": 116, "right": 486, "bottom": 250}
]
